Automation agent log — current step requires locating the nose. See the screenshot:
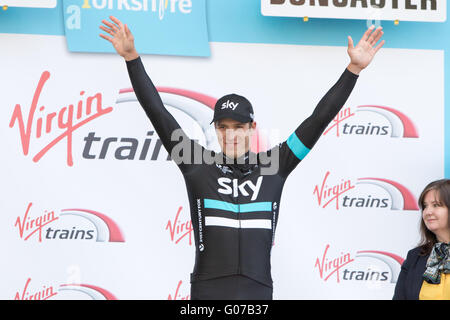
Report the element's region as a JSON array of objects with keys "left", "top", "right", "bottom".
[
  {"left": 423, "top": 207, "right": 433, "bottom": 217},
  {"left": 225, "top": 129, "right": 238, "bottom": 142}
]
